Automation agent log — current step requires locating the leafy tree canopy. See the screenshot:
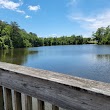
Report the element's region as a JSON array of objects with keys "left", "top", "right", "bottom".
[
  {"left": 93, "top": 25, "right": 110, "bottom": 44},
  {"left": 0, "top": 20, "right": 93, "bottom": 49}
]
